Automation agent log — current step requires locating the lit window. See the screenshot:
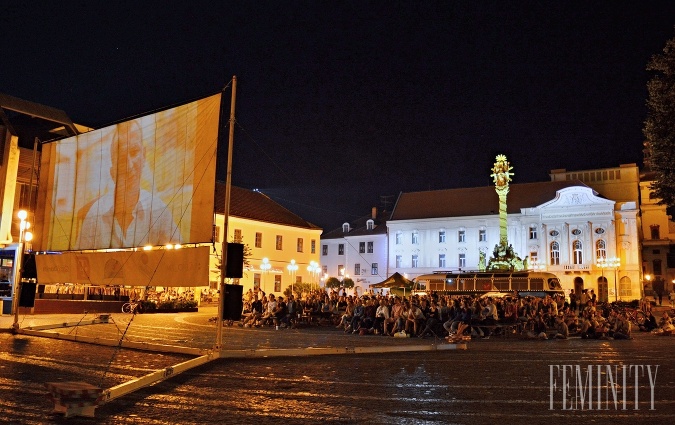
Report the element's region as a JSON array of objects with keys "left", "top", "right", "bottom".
[
  {"left": 573, "top": 240, "right": 583, "bottom": 264},
  {"left": 275, "top": 235, "right": 282, "bottom": 250},
  {"left": 550, "top": 242, "right": 560, "bottom": 265},
  {"left": 255, "top": 232, "right": 262, "bottom": 248},
  {"left": 596, "top": 240, "right": 606, "bottom": 260},
  {"left": 297, "top": 238, "right": 303, "bottom": 252}
]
